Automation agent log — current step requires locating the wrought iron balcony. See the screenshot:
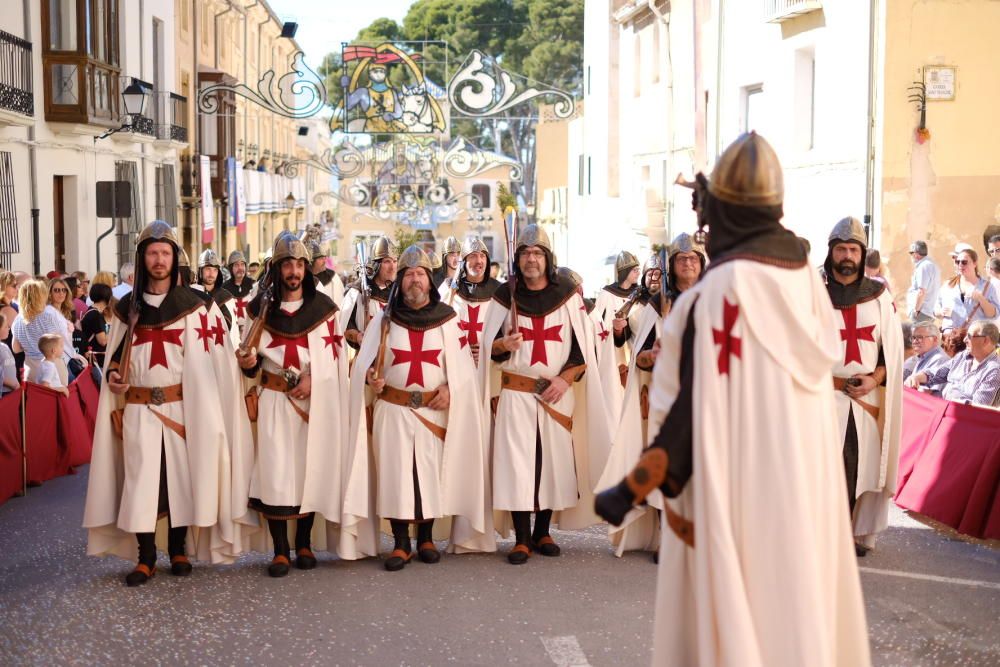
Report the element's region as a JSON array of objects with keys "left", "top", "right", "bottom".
[
  {"left": 0, "top": 29, "right": 33, "bottom": 117},
  {"left": 152, "top": 91, "right": 188, "bottom": 143},
  {"left": 764, "top": 0, "right": 822, "bottom": 22}
]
